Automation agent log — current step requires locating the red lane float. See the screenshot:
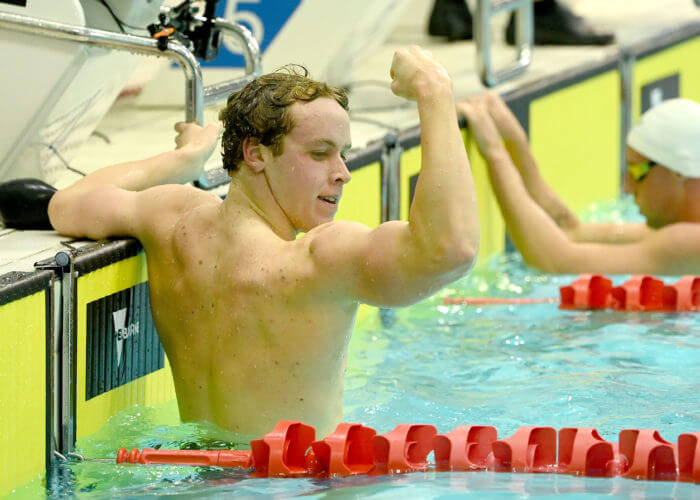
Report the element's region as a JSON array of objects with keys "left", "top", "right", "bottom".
[
  {"left": 557, "top": 427, "right": 619, "bottom": 477},
  {"left": 373, "top": 424, "right": 437, "bottom": 474},
  {"left": 619, "top": 429, "right": 677, "bottom": 481},
  {"left": 433, "top": 425, "right": 497, "bottom": 471},
  {"left": 559, "top": 274, "right": 700, "bottom": 312},
  {"left": 250, "top": 421, "right": 315, "bottom": 477},
  {"left": 559, "top": 274, "right": 613, "bottom": 310},
  {"left": 610, "top": 276, "right": 665, "bottom": 311},
  {"left": 678, "top": 432, "right": 700, "bottom": 482},
  {"left": 489, "top": 426, "right": 557, "bottom": 473},
  {"left": 117, "top": 422, "right": 700, "bottom": 484},
  {"left": 445, "top": 275, "right": 699, "bottom": 312},
  {"left": 665, "top": 276, "right": 700, "bottom": 312},
  {"left": 310, "top": 423, "right": 376, "bottom": 476}
]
